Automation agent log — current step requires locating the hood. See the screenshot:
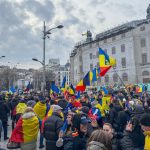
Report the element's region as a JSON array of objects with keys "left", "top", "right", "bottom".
[
  {"left": 87, "top": 141, "right": 108, "bottom": 150},
  {"left": 144, "top": 131, "right": 150, "bottom": 136},
  {"left": 22, "top": 112, "right": 35, "bottom": 119}
]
